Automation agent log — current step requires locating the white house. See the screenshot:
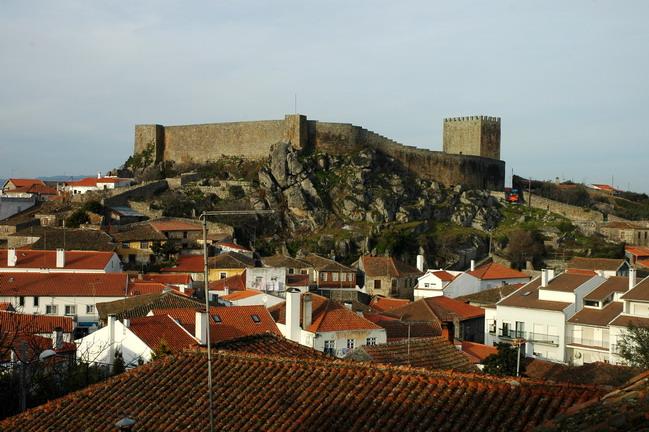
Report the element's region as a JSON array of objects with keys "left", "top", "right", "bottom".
[
  {"left": 414, "top": 269, "right": 459, "bottom": 299},
  {"left": 270, "top": 289, "right": 387, "bottom": 357},
  {"left": 432, "top": 261, "right": 530, "bottom": 299},
  {"left": 245, "top": 266, "right": 287, "bottom": 292},
  {"left": 76, "top": 313, "right": 198, "bottom": 368},
  {"left": 486, "top": 270, "right": 606, "bottom": 363},
  {"left": 64, "top": 174, "right": 131, "bottom": 195},
  {"left": 0, "top": 249, "right": 122, "bottom": 274},
  {"left": 609, "top": 272, "right": 649, "bottom": 364},
  {"left": 0, "top": 272, "right": 129, "bottom": 329}
]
